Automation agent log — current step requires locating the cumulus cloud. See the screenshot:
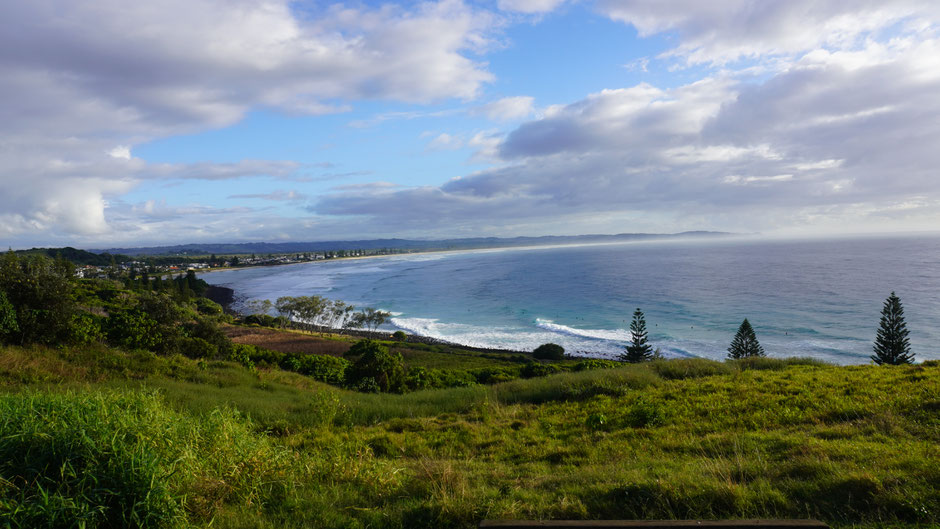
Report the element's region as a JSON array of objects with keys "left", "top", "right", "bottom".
[
  {"left": 0, "top": 0, "right": 498, "bottom": 243},
  {"left": 314, "top": 35, "right": 940, "bottom": 235}
]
